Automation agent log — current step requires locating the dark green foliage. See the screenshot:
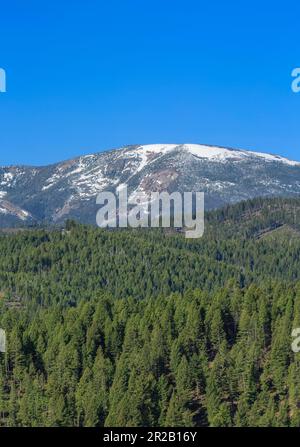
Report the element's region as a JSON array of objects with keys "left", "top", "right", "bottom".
[{"left": 0, "top": 197, "right": 299, "bottom": 427}]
